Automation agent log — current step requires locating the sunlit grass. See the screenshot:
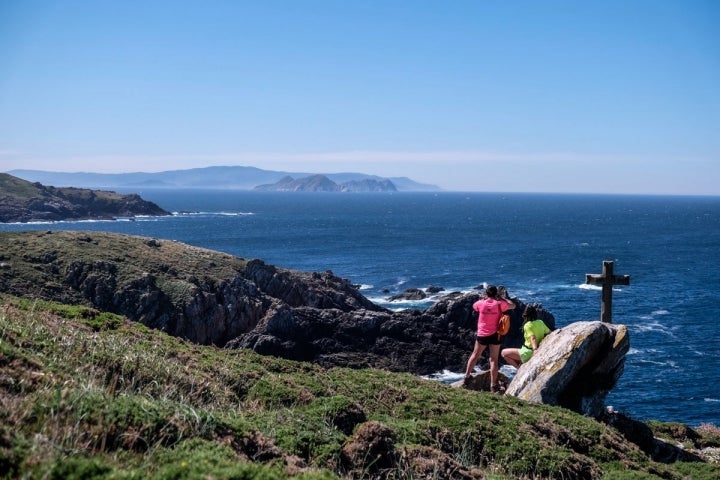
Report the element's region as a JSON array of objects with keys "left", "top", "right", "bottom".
[{"left": 1, "top": 293, "right": 718, "bottom": 479}]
